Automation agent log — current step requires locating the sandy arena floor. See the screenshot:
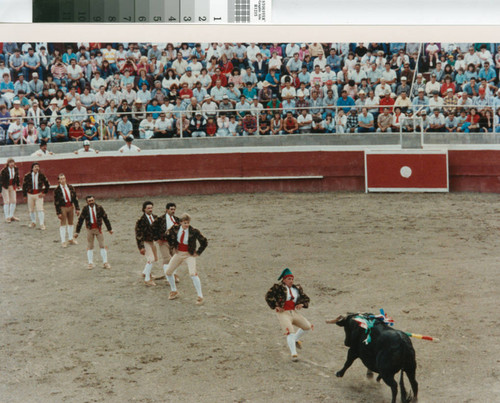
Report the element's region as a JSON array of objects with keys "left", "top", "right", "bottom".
[{"left": 1, "top": 192, "right": 500, "bottom": 403}]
